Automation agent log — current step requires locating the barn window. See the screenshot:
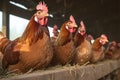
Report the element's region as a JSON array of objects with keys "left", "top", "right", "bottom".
[
  {"left": 0, "top": 11, "right": 2, "bottom": 31},
  {"left": 9, "top": 14, "right": 29, "bottom": 40}
]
